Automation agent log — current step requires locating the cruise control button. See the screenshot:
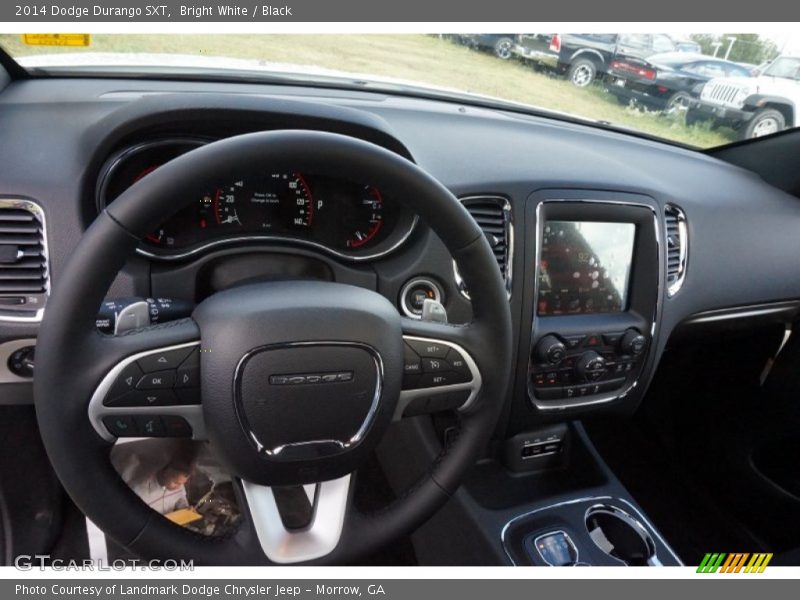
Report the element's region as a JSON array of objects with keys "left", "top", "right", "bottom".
[
  {"left": 403, "top": 343, "right": 422, "bottom": 376},
  {"left": 162, "top": 416, "right": 193, "bottom": 437},
  {"left": 105, "top": 362, "right": 144, "bottom": 402},
  {"left": 445, "top": 348, "right": 470, "bottom": 375},
  {"left": 135, "top": 415, "right": 165, "bottom": 437},
  {"left": 422, "top": 358, "right": 450, "bottom": 373},
  {"left": 136, "top": 370, "right": 176, "bottom": 390},
  {"left": 418, "top": 372, "right": 458, "bottom": 387},
  {"left": 102, "top": 415, "right": 138, "bottom": 437},
  {"left": 406, "top": 340, "right": 449, "bottom": 359},
  {"left": 137, "top": 347, "right": 195, "bottom": 373}
]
